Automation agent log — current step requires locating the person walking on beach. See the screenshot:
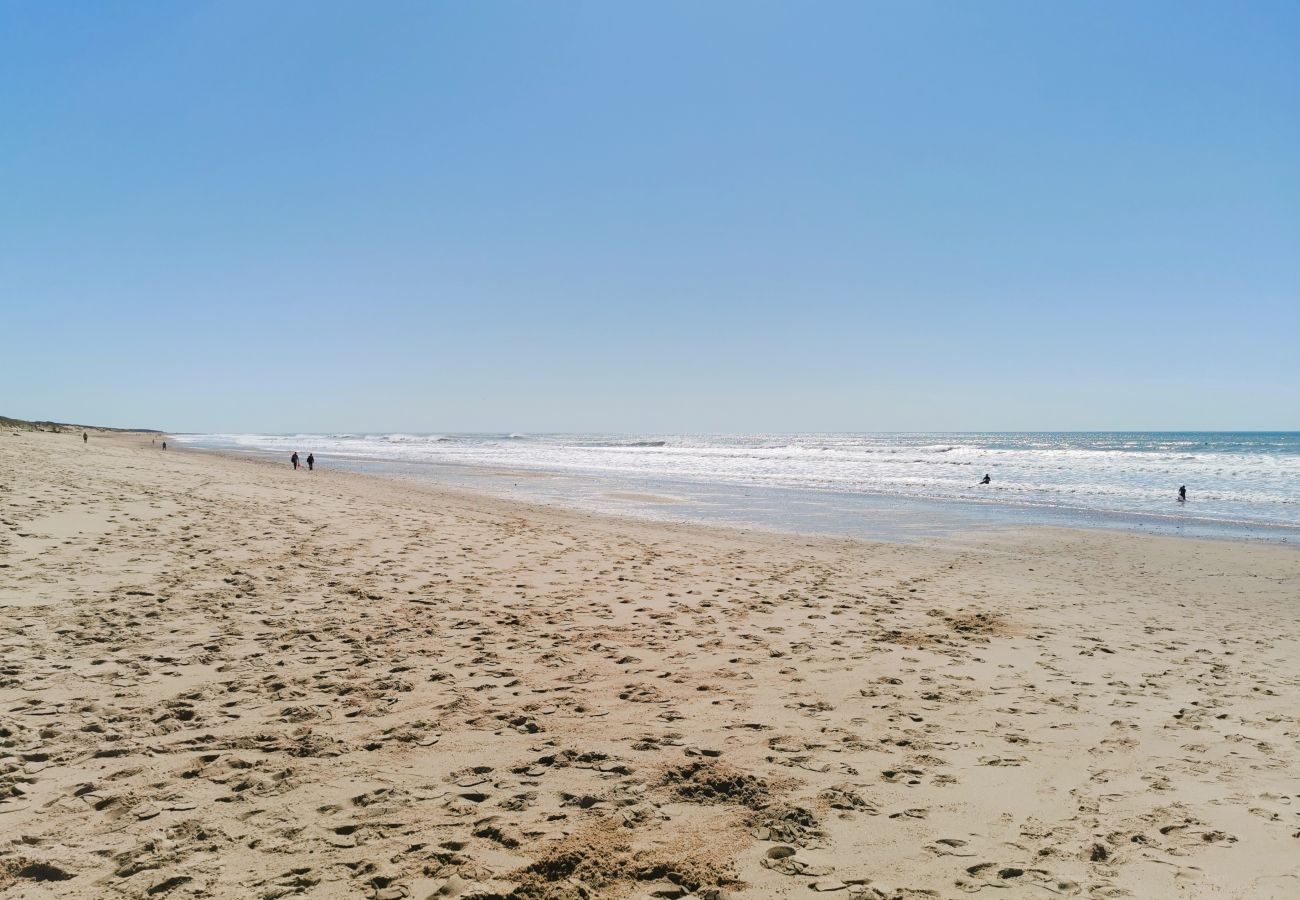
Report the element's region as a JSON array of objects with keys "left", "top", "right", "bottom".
[
  {"left": 979, "top": 474, "right": 991, "bottom": 485},
  {"left": 161, "top": 441, "right": 166, "bottom": 450},
  {"left": 82, "top": 432, "right": 87, "bottom": 443},
  {"left": 306, "top": 453, "right": 314, "bottom": 471},
  {"left": 1178, "top": 485, "right": 1187, "bottom": 502},
  {"left": 291, "top": 451, "right": 300, "bottom": 470}
]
